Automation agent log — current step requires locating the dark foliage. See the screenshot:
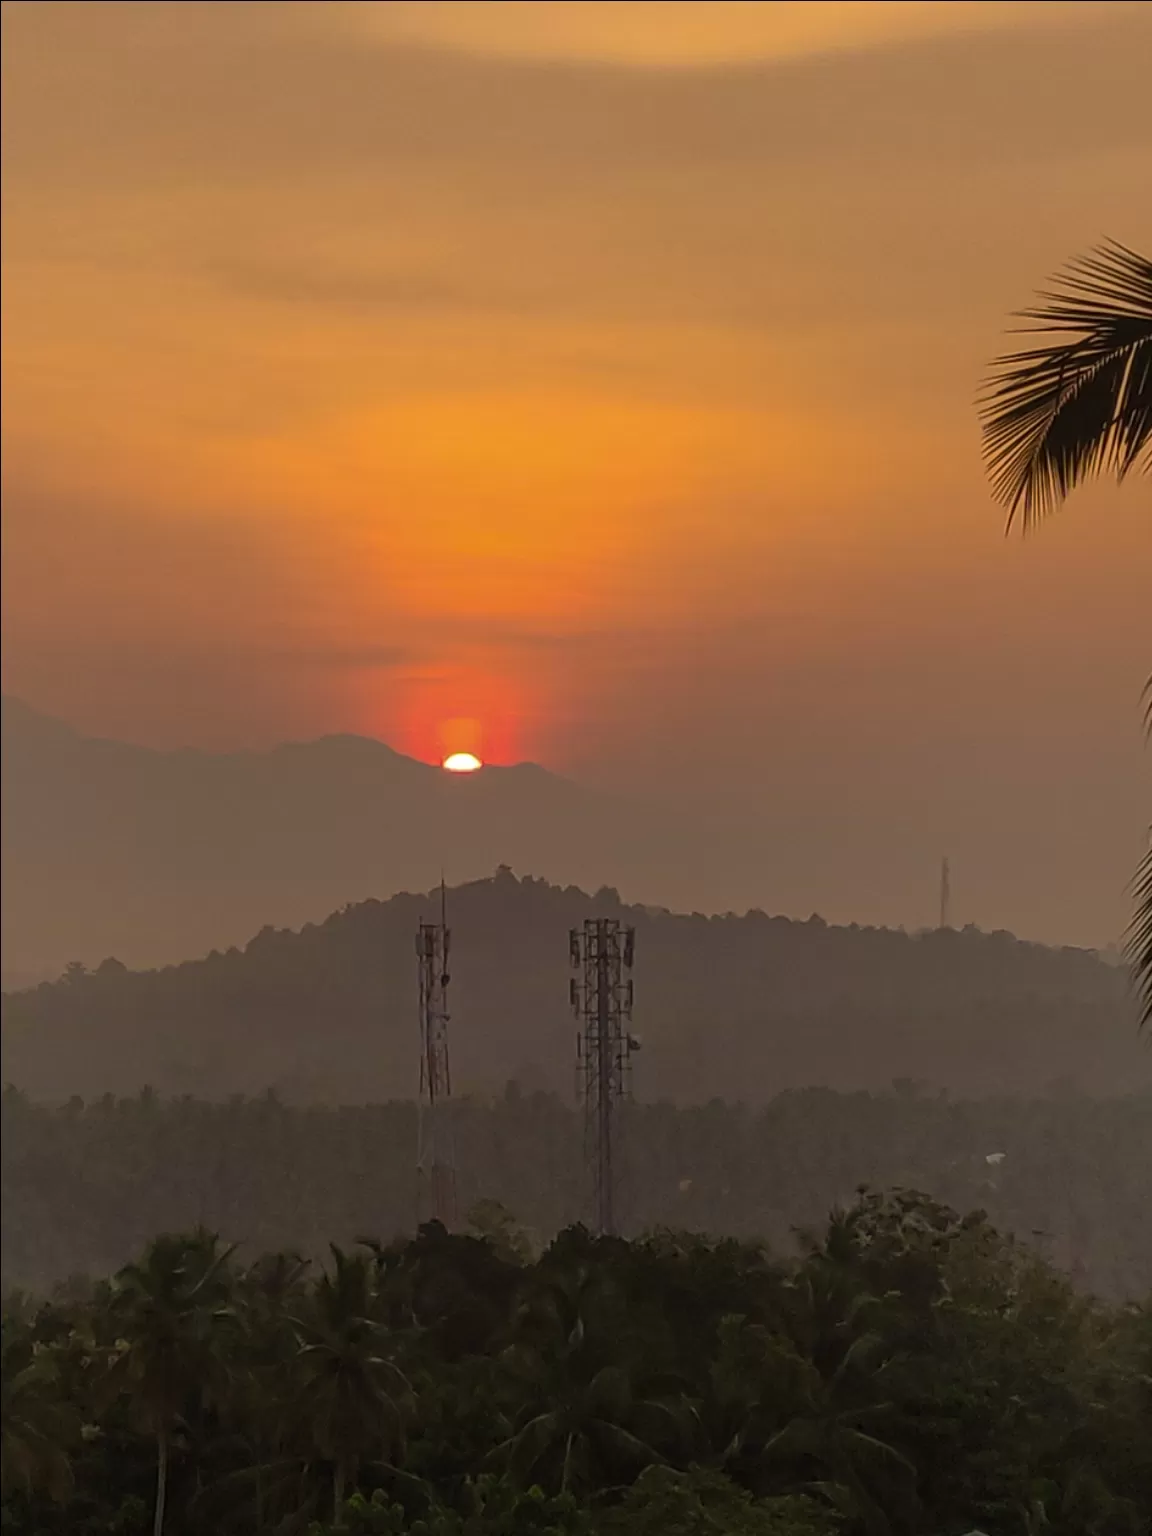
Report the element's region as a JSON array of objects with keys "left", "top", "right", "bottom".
[
  {"left": 3, "top": 1192, "right": 1149, "bottom": 1536},
  {"left": 1132, "top": 835, "right": 1152, "bottom": 1032}
]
